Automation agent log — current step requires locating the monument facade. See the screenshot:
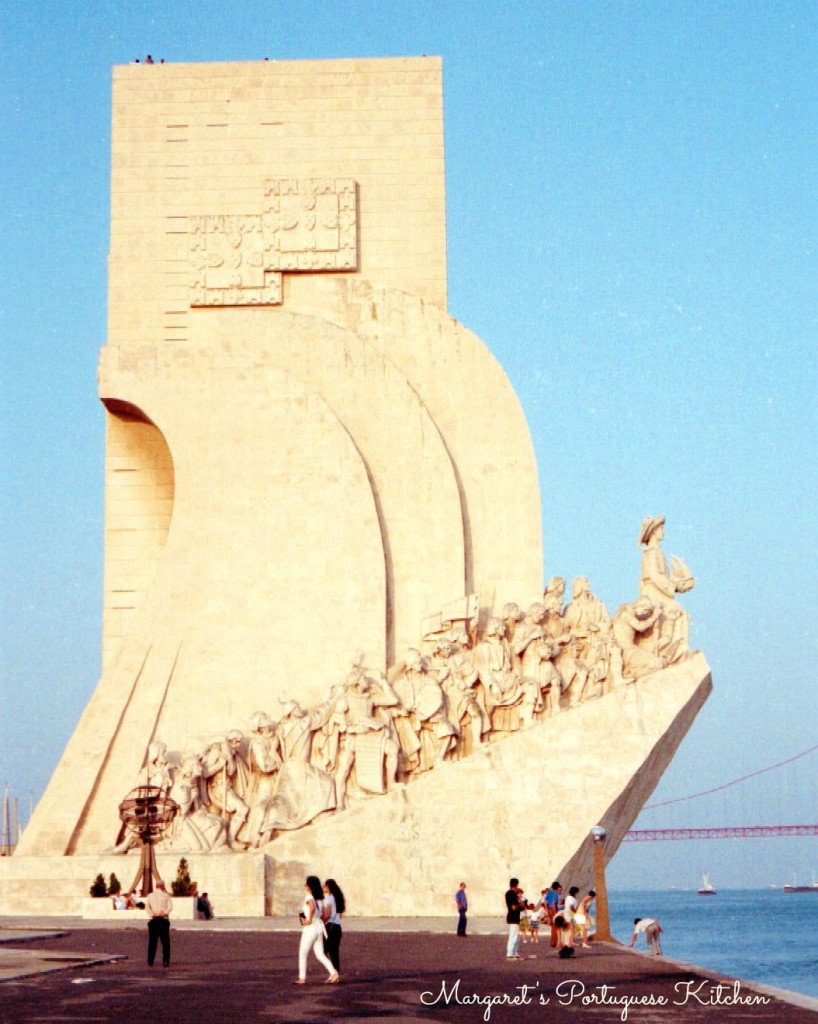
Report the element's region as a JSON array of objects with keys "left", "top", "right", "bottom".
[{"left": 2, "top": 58, "right": 710, "bottom": 917}]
